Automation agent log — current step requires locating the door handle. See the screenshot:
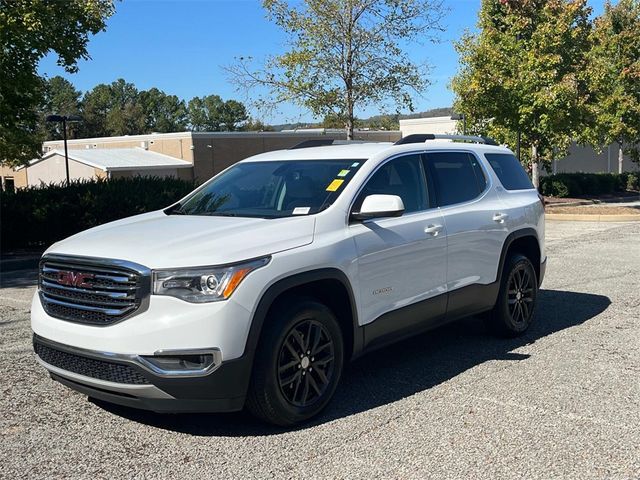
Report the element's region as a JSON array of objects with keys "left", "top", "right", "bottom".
[
  {"left": 493, "top": 212, "right": 509, "bottom": 223},
  {"left": 424, "top": 224, "right": 443, "bottom": 236}
]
